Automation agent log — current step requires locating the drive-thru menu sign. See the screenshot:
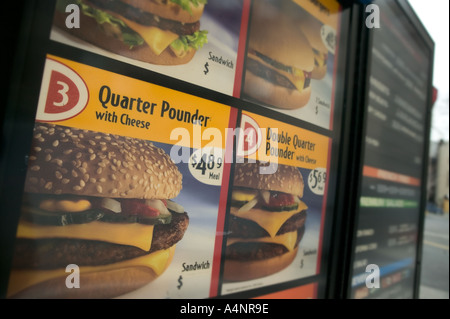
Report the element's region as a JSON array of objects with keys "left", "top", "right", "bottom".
[
  {"left": 1, "top": 0, "right": 348, "bottom": 299},
  {"left": 349, "top": 0, "right": 433, "bottom": 299},
  {"left": 0, "top": 0, "right": 434, "bottom": 301}
]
